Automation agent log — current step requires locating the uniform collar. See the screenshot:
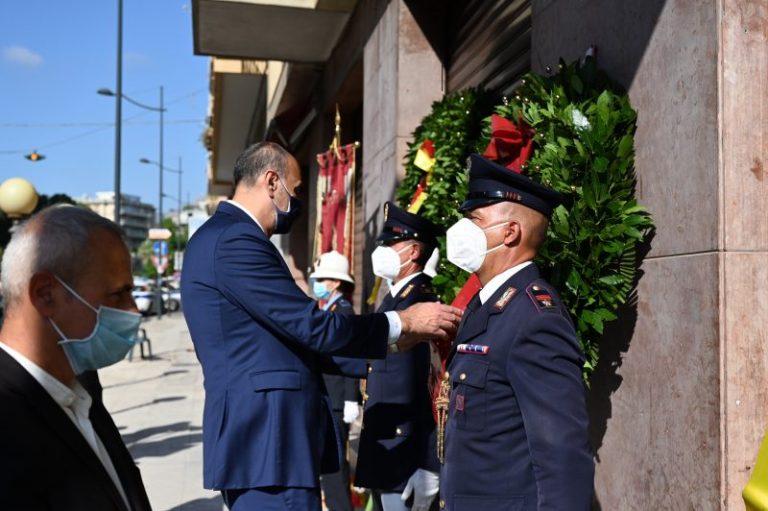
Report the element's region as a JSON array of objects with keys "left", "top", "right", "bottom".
[
  {"left": 322, "top": 292, "right": 344, "bottom": 311},
  {"left": 478, "top": 261, "right": 533, "bottom": 305},
  {"left": 390, "top": 272, "right": 422, "bottom": 297},
  {"left": 226, "top": 199, "right": 265, "bottom": 233}
]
